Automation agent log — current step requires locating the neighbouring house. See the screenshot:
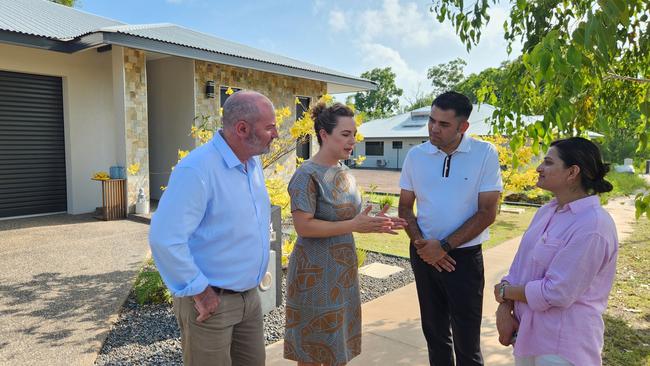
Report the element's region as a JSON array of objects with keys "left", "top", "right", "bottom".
[
  {"left": 352, "top": 104, "right": 511, "bottom": 170},
  {"left": 0, "top": 0, "right": 375, "bottom": 219},
  {"left": 352, "top": 104, "right": 602, "bottom": 170}
]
